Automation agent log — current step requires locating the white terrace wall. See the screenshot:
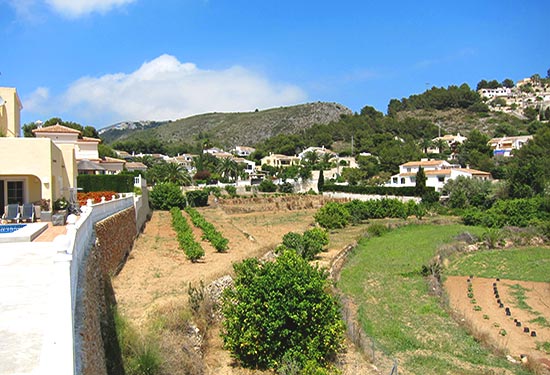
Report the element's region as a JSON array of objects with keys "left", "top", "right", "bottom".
[{"left": 40, "top": 190, "right": 149, "bottom": 375}]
